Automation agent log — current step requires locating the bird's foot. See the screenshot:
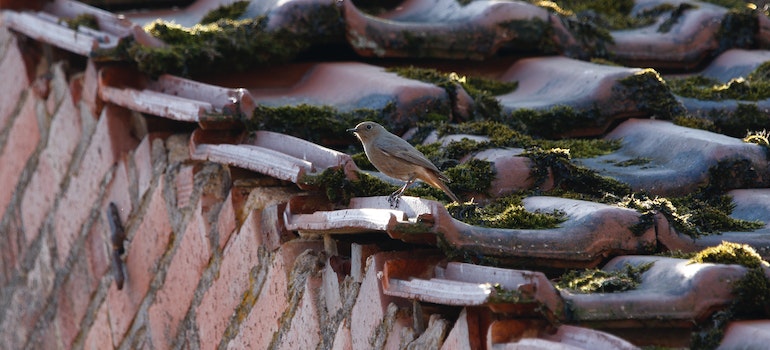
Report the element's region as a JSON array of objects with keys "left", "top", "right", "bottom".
[{"left": 387, "top": 192, "right": 401, "bottom": 208}]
